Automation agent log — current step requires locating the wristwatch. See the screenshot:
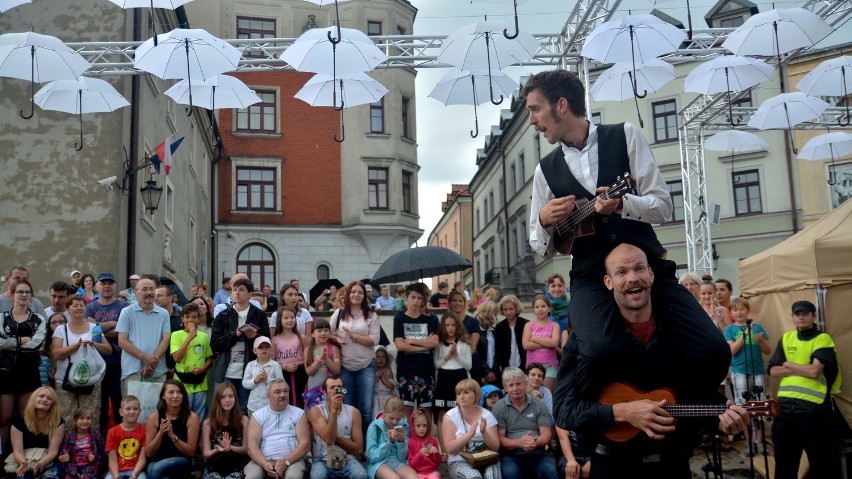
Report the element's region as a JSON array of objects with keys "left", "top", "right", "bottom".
[{"left": 284, "top": 460, "right": 291, "bottom": 468}]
